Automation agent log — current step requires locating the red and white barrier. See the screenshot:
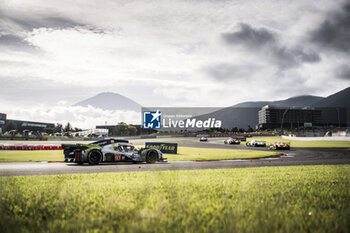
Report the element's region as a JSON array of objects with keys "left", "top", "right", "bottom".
[{"left": 0, "top": 144, "right": 63, "bottom": 150}]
